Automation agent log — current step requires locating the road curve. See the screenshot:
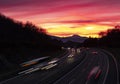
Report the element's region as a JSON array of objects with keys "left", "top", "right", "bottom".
[{"left": 0, "top": 48, "right": 119, "bottom": 84}]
